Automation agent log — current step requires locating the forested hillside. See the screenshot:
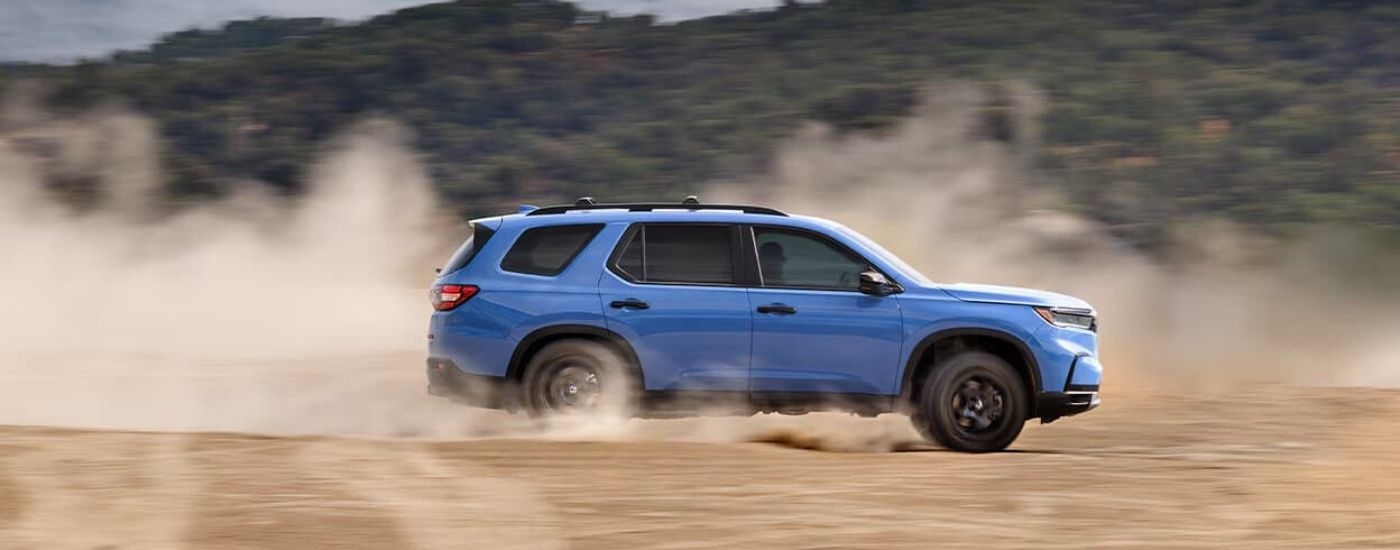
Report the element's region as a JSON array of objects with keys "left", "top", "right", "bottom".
[{"left": 3, "top": 0, "right": 1397, "bottom": 248}]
